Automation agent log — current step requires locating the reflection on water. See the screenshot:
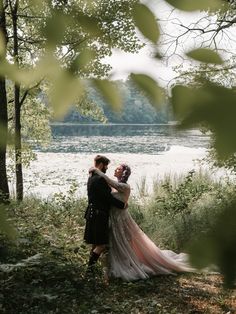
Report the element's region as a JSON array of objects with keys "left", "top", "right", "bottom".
[{"left": 37, "top": 124, "right": 210, "bottom": 154}]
